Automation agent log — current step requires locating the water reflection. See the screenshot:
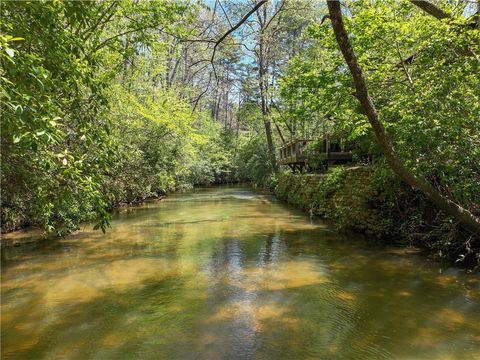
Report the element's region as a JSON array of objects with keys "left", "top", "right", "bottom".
[{"left": 1, "top": 186, "right": 480, "bottom": 359}]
